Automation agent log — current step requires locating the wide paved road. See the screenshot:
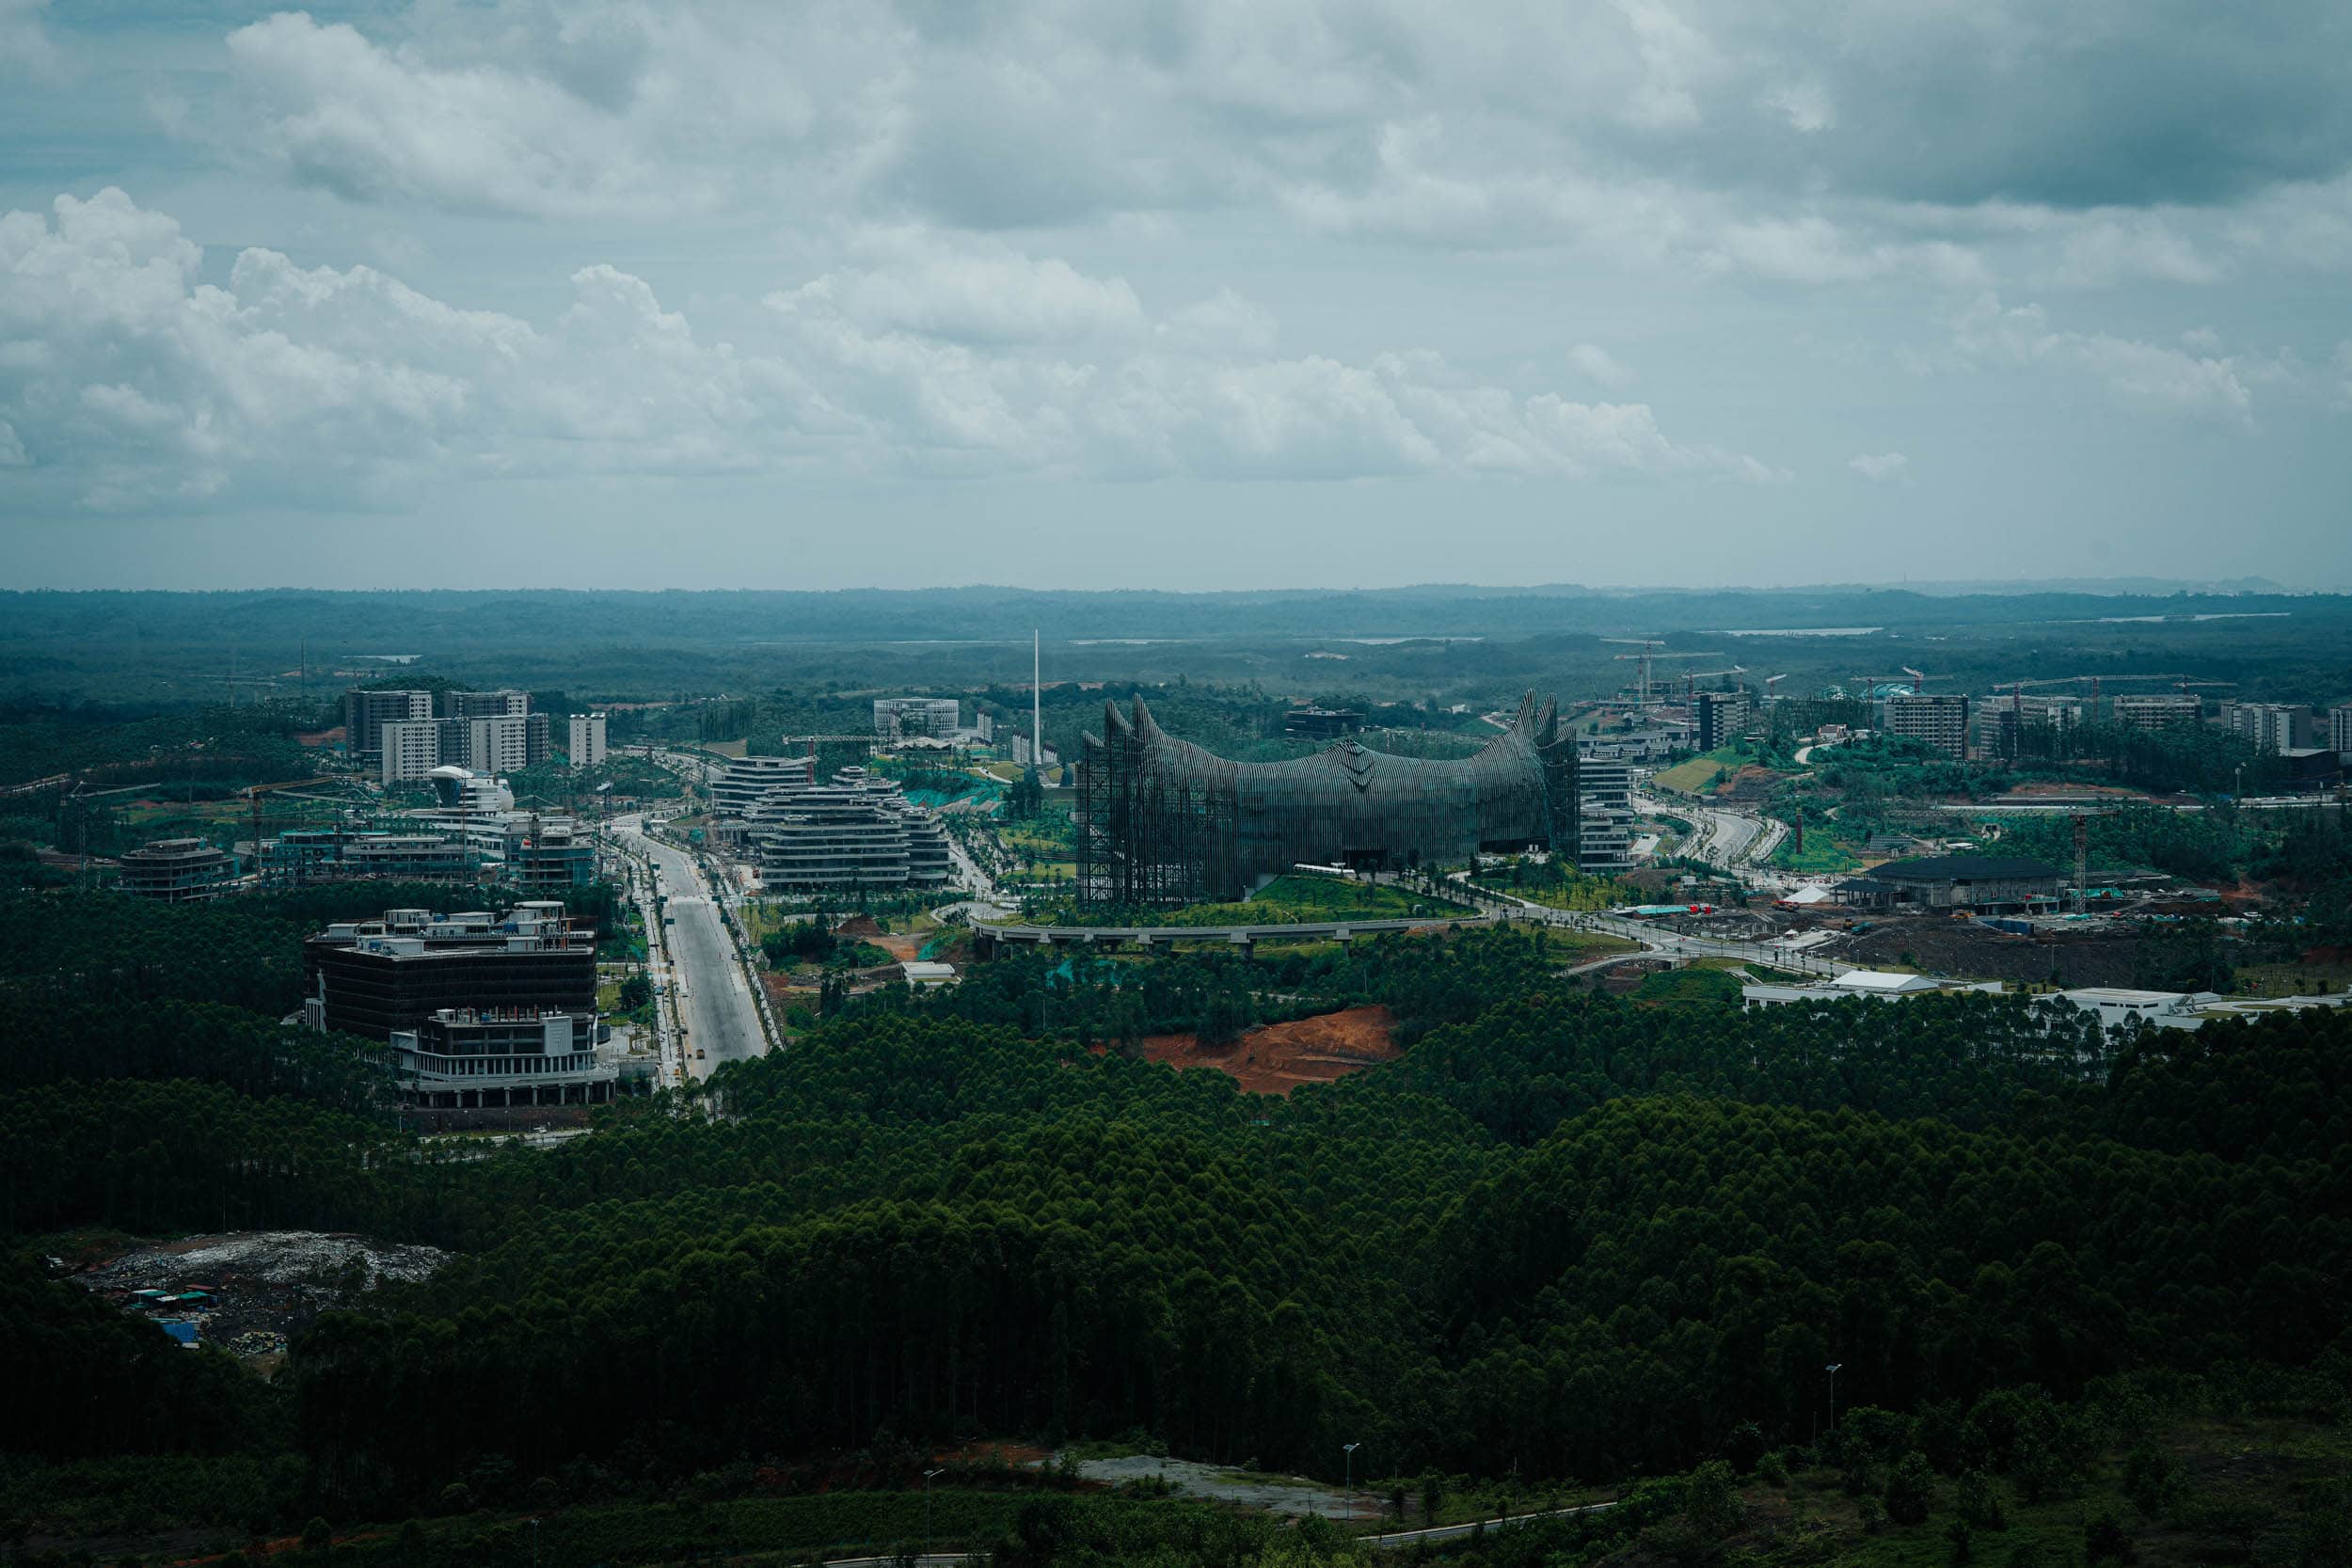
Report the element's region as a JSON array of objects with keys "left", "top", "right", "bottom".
[{"left": 614, "top": 816, "right": 769, "bottom": 1082}]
